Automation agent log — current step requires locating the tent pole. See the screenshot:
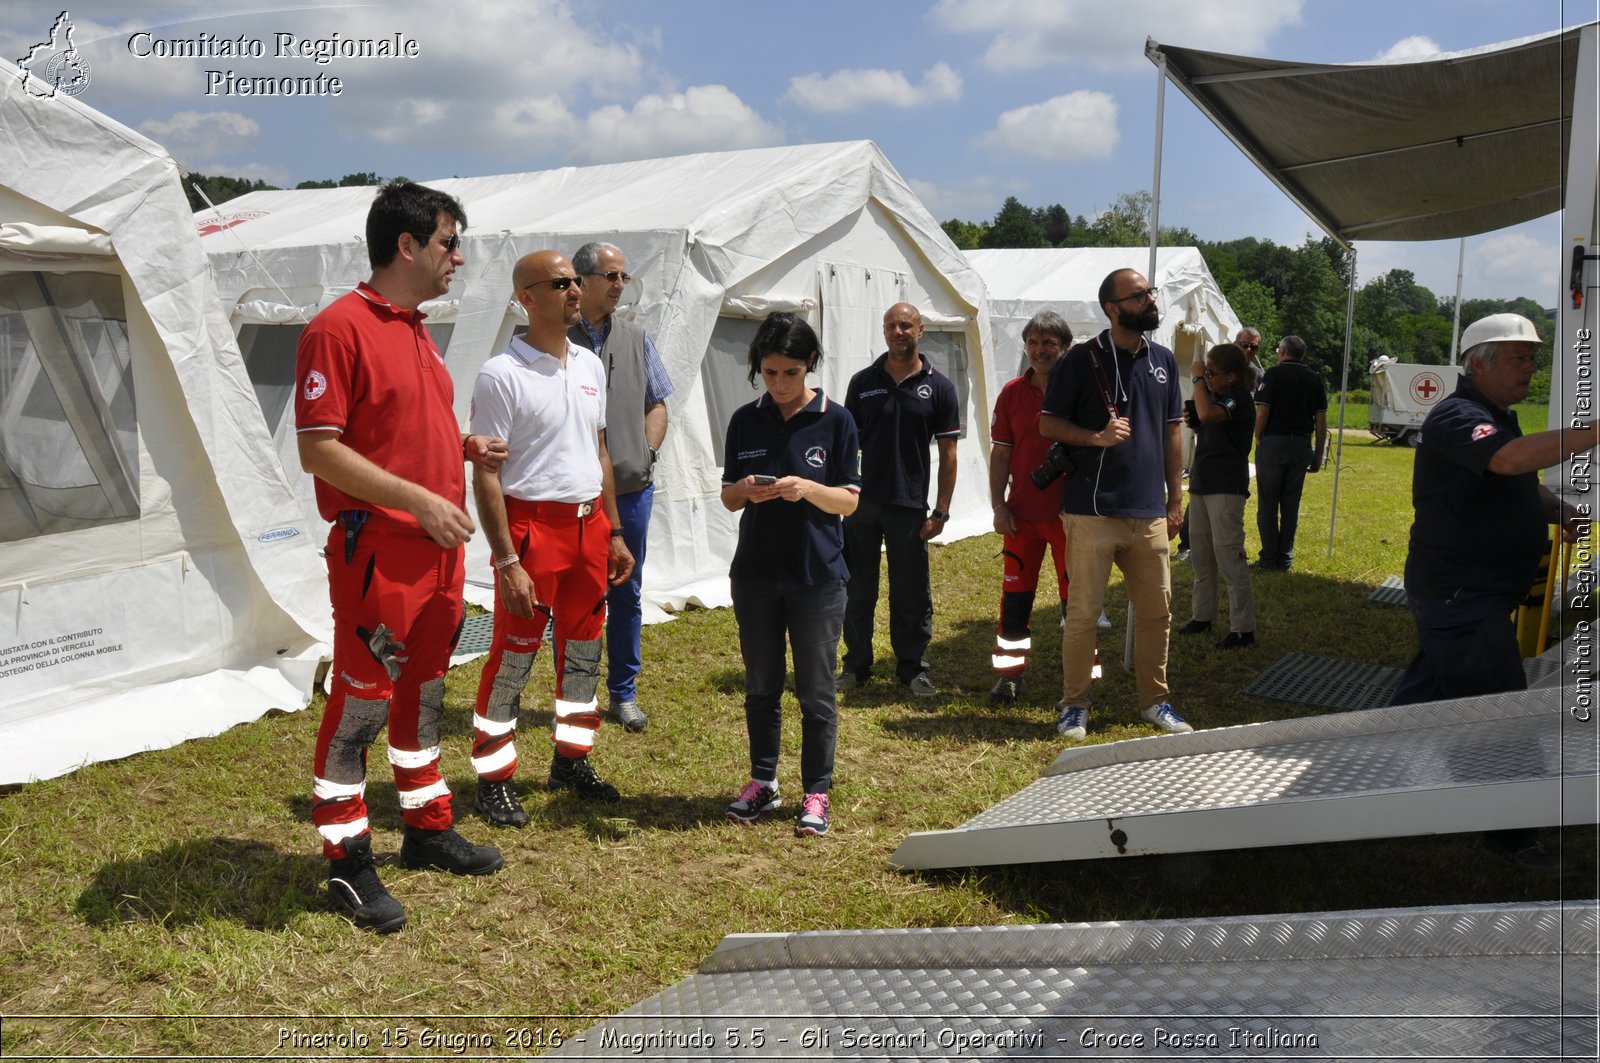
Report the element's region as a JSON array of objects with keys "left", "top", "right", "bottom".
[
  {"left": 1449, "top": 237, "right": 1466, "bottom": 364},
  {"left": 1148, "top": 55, "right": 1167, "bottom": 282},
  {"left": 1327, "top": 244, "right": 1357, "bottom": 559}
]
